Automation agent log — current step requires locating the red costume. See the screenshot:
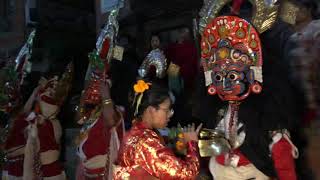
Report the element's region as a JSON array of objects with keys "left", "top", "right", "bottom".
[
  {"left": 76, "top": 63, "right": 125, "bottom": 180},
  {"left": 3, "top": 113, "right": 28, "bottom": 179},
  {"left": 113, "top": 121, "right": 200, "bottom": 180},
  {"left": 37, "top": 117, "right": 64, "bottom": 178},
  {"left": 77, "top": 108, "right": 124, "bottom": 180},
  {"left": 1, "top": 30, "right": 35, "bottom": 179},
  {"left": 23, "top": 63, "right": 73, "bottom": 180},
  {"left": 76, "top": 8, "right": 125, "bottom": 180}
]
